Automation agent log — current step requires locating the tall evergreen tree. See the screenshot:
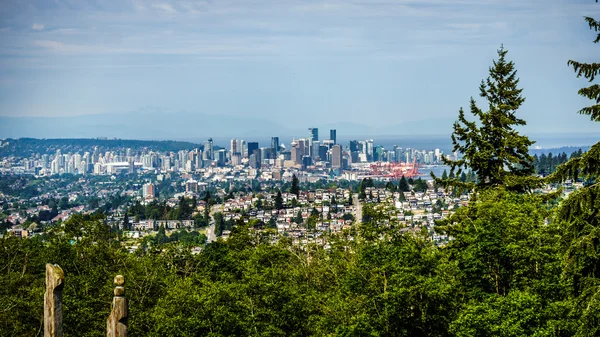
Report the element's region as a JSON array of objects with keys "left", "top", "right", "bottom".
[
  {"left": 295, "top": 210, "right": 303, "bottom": 224},
  {"left": 550, "top": 6, "right": 600, "bottom": 335},
  {"left": 290, "top": 174, "right": 300, "bottom": 196},
  {"left": 359, "top": 178, "right": 367, "bottom": 200},
  {"left": 122, "top": 209, "right": 130, "bottom": 231},
  {"left": 437, "top": 46, "right": 537, "bottom": 192},
  {"left": 398, "top": 176, "right": 410, "bottom": 192},
  {"left": 274, "top": 190, "right": 284, "bottom": 210}
]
